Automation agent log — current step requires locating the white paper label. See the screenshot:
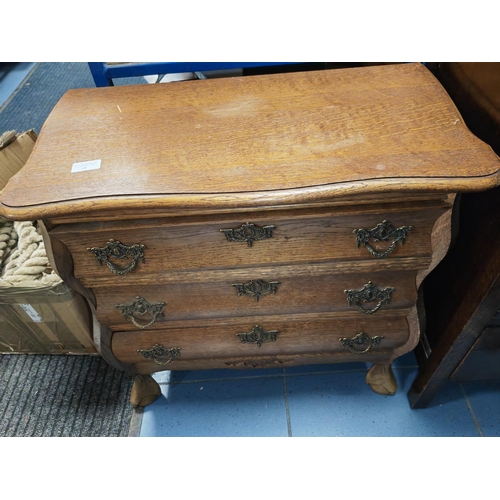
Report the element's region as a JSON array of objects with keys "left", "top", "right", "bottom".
[
  {"left": 19, "top": 304, "right": 43, "bottom": 322},
  {"left": 71, "top": 159, "right": 101, "bottom": 173}
]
